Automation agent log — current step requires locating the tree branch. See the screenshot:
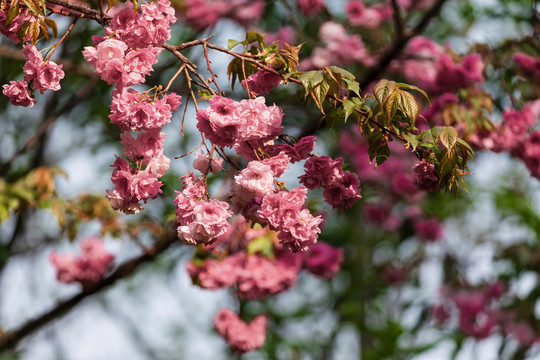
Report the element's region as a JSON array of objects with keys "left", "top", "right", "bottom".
[
  {"left": 358, "top": 0, "right": 450, "bottom": 90},
  {"left": 0, "top": 225, "right": 179, "bottom": 352}
]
